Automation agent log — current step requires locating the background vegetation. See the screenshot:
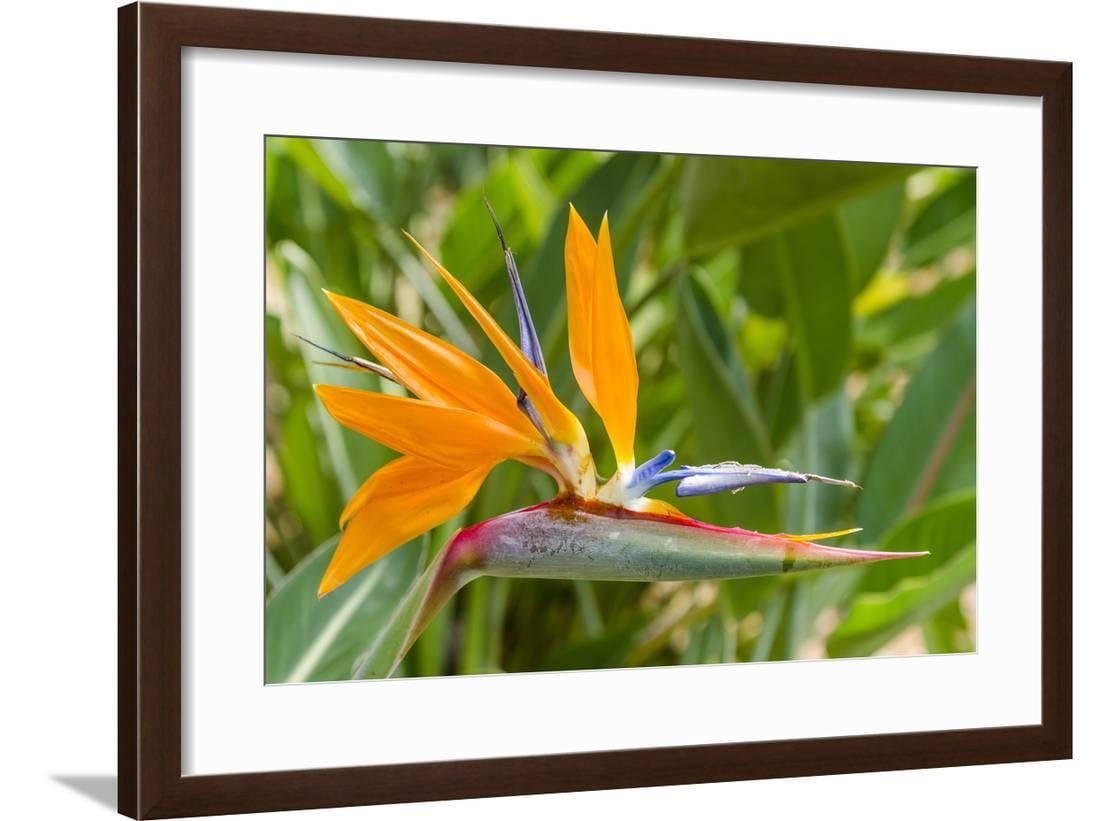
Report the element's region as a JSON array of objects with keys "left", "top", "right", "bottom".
[{"left": 264, "top": 138, "right": 976, "bottom": 683}]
